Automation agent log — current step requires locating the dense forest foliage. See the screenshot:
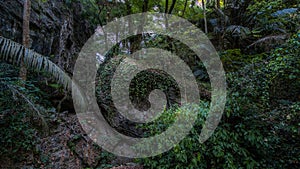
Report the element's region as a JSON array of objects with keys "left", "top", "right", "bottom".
[{"left": 0, "top": 0, "right": 299, "bottom": 168}]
